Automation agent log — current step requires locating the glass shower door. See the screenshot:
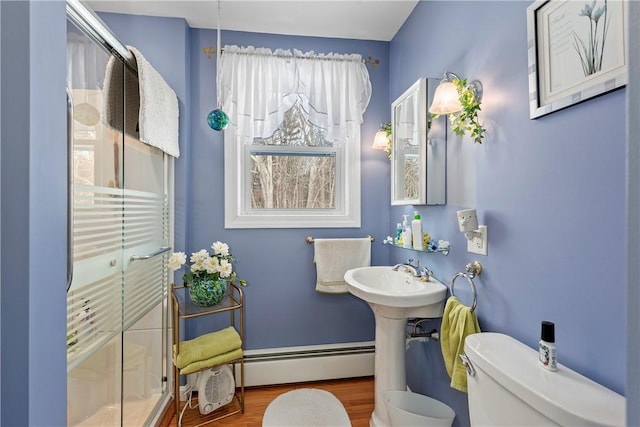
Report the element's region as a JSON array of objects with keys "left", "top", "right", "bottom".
[
  {"left": 67, "top": 22, "right": 125, "bottom": 427},
  {"left": 120, "top": 61, "right": 171, "bottom": 424},
  {"left": 66, "top": 17, "right": 170, "bottom": 427}
]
